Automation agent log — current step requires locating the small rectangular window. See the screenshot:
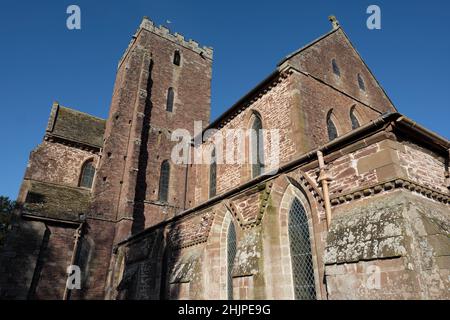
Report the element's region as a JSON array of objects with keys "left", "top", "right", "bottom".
[
  {"left": 166, "top": 88, "right": 174, "bottom": 112},
  {"left": 173, "top": 51, "right": 181, "bottom": 66}
]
